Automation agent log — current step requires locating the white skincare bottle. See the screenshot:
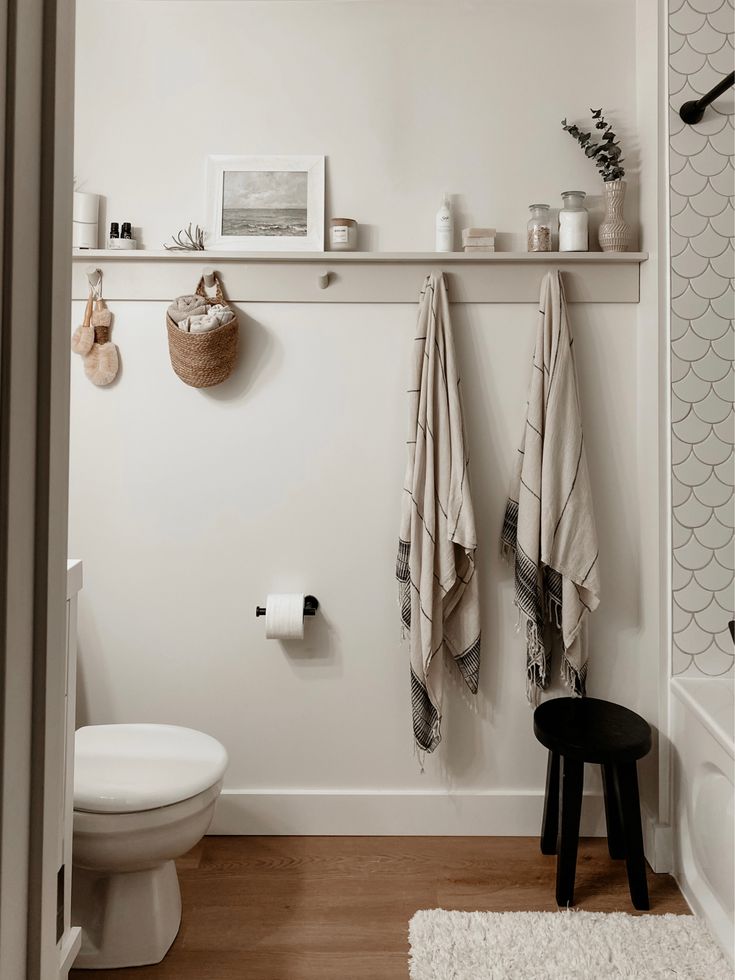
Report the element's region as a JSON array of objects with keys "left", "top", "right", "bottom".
[{"left": 435, "top": 194, "right": 454, "bottom": 252}]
